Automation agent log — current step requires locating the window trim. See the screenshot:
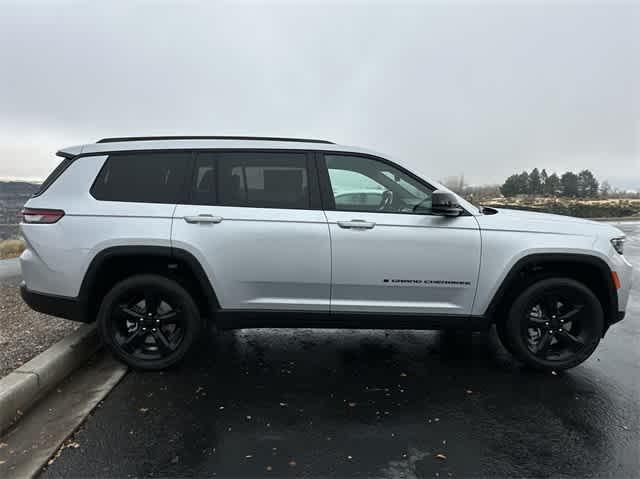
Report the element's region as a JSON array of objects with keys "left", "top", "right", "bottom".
[
  {"left": 78, "top": 147, "right": 457, "bottom": 213},
  {"left": 316, "top": 151, "right": 471, "bottom": 216},
  {"left": 32, "top": 154, "right": 75, "bottom": 198},
  {"left": 189, "top": 151, "right": 217, "bottom": 206}
]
